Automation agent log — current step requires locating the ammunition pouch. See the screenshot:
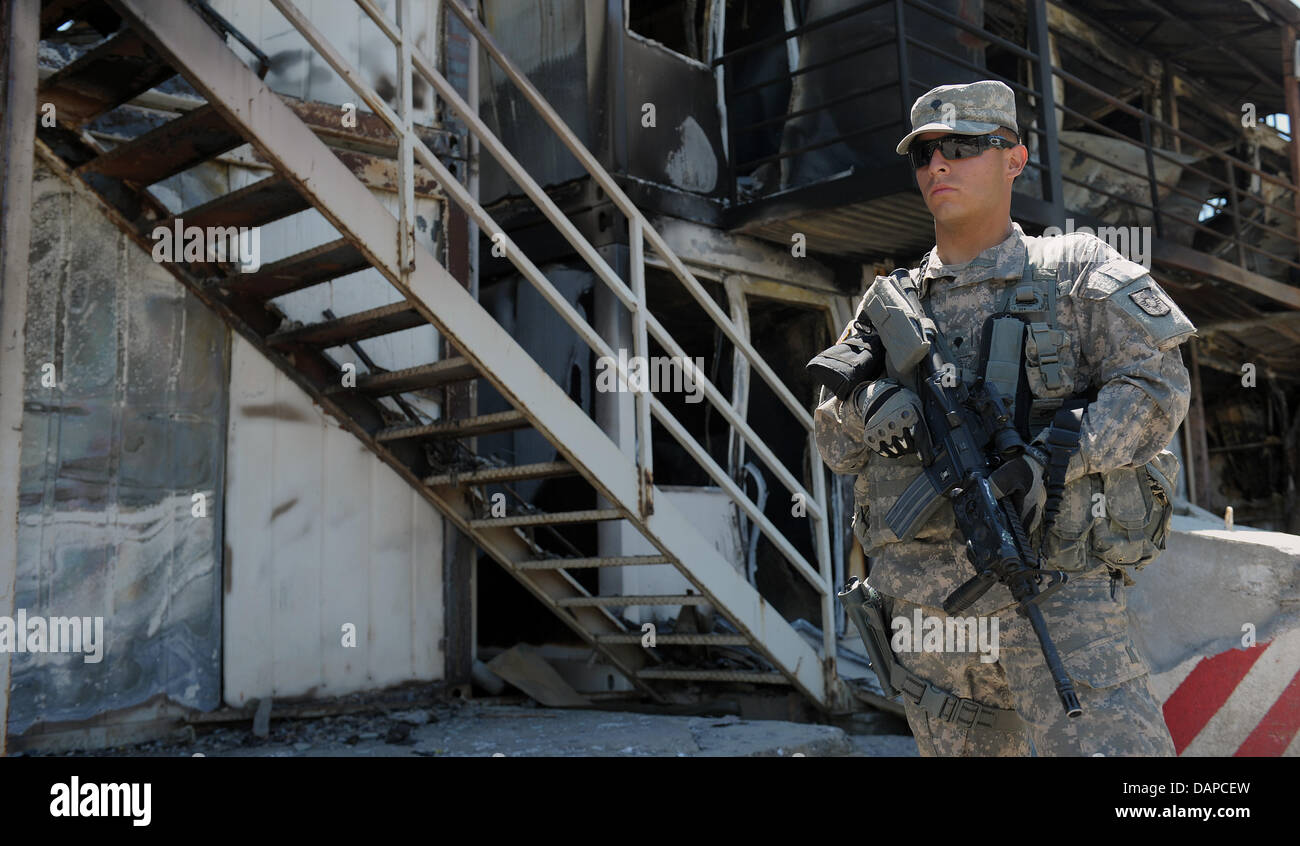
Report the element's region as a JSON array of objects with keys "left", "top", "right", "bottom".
[
  {"left": 1024, "top": 322, "right": 1076, "bottom": 399},
  {"left": 1035, "top": 450, "right": 1179, "bottom": 582},
  {"left": 1091, "top": 450, "right": 1179, "bottom": 582}
]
